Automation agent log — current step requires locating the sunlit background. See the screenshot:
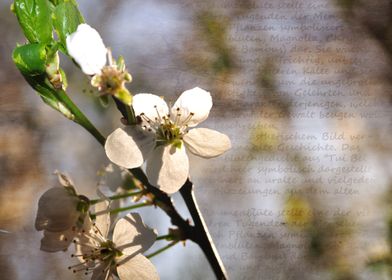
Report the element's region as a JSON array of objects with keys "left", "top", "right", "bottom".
[{"left": 1, "top": 0, "right": 392, "bottom": 279}]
